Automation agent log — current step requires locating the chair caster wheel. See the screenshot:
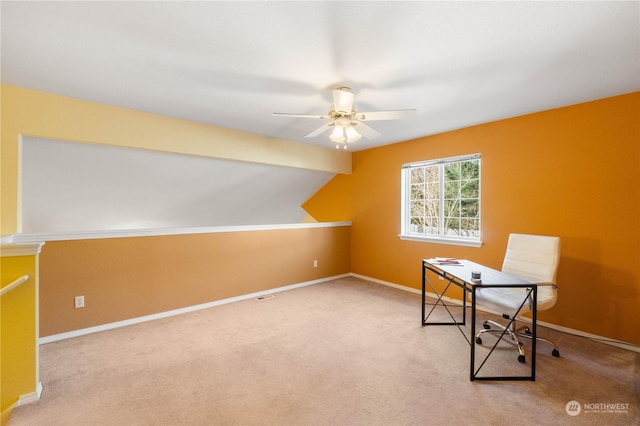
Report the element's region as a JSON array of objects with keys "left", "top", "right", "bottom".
[
  {"left": 483, "top": 322, "right": 491, "bottom": 330},
  {"left": 518, "top": 355, "right": 526, "bottom": 363},
  {"left": 552, "top": 349, "right": 560, "bottom": 357},
  {"left": 524, "top": 327, "right": 532, "bottom": 335},
  {"left": 475, "top": 337, "right": 483, "bottom": 345}
]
